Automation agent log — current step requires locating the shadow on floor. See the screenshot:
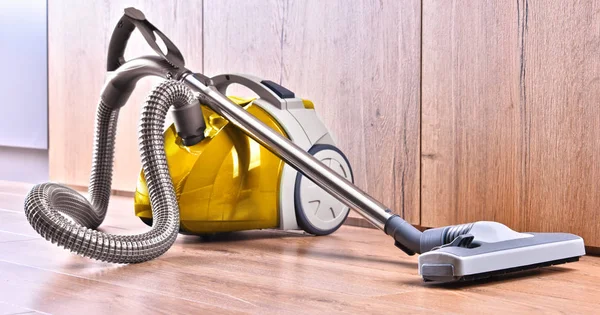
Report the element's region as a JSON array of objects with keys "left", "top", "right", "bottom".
[
  {"left": 177, "top": 230, "right": 419, "bottom": 269},
  {"left": 178, "top": 229, "right": 307, "bottom": 244},
  {"left": 294, "top": 248, "right": 418, "bottom": 269}
]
